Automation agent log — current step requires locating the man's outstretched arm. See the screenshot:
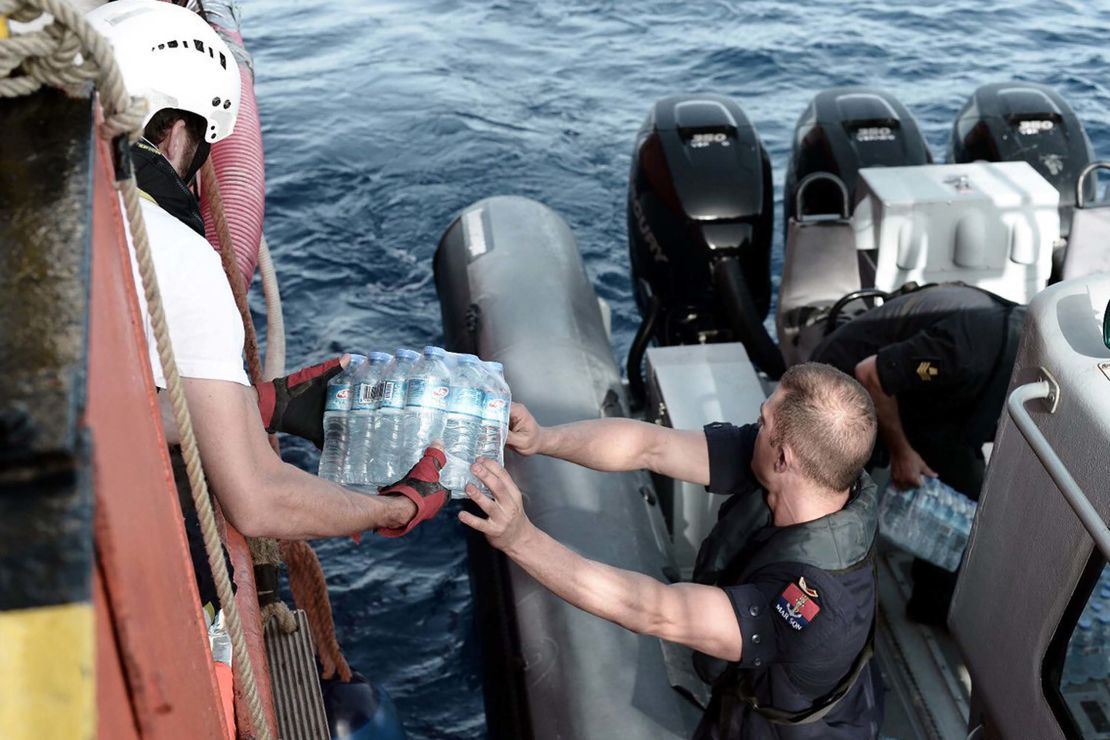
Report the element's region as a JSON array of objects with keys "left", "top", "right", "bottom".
[
  {"left": 459, "top": 458, "right": 742, "bottom": 661},
  {"left": 509, "top": 403, "right": 711, "bottom": 486},
  {"left": 179, "top": 377, "right": 418, "bottom": 539},
  {"left": 854, "top": 355, "right": 936, "bottom": 489}
]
